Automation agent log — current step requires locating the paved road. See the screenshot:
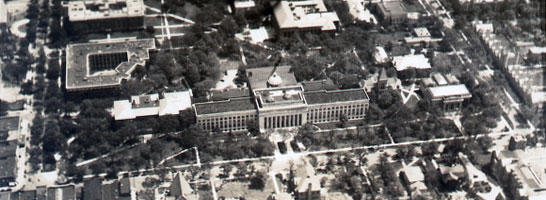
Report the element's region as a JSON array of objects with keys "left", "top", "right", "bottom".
[{"left": 78, "top": 127, "right": 525, "bottom": 180}]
